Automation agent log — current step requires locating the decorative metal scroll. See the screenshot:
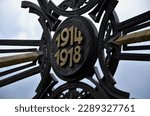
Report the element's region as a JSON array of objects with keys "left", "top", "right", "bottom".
[{"left": 0, "top": 0, "right": 150, "bottom": 99}]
